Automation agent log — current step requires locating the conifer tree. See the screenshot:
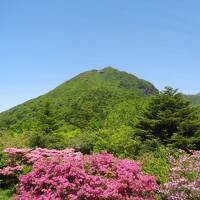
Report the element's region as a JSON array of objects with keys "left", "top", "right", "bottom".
[
  {"left": 29, "top": 101, "right": 59, "bottom": 147},
  {"left": 137, "top": 86, "right": 200, "bottom": 149}
]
